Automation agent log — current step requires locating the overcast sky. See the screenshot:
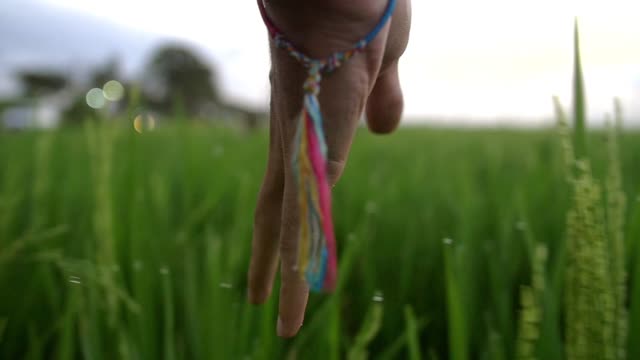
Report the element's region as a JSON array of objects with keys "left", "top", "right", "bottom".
[{"left": 3, "top": 0, "right": 640, "bottom": 125}]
